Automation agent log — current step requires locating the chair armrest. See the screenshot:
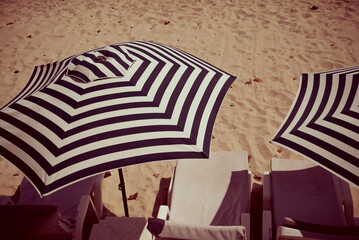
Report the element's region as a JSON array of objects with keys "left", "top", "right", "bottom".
[
  {"left": 157, "top": 205, "right": 170, "bottom": 220},
  {"left": 241, "top": 212, "right": 250, "bottom": 240},
  {"left": 73, "top": 195, "right": 100, "bottom": 240},
  {"left": 263, "top": 171, "right": 271, "bottom": 211},
  {"left": 262, "top": 210, "right": 272, "bottom": 240}
]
